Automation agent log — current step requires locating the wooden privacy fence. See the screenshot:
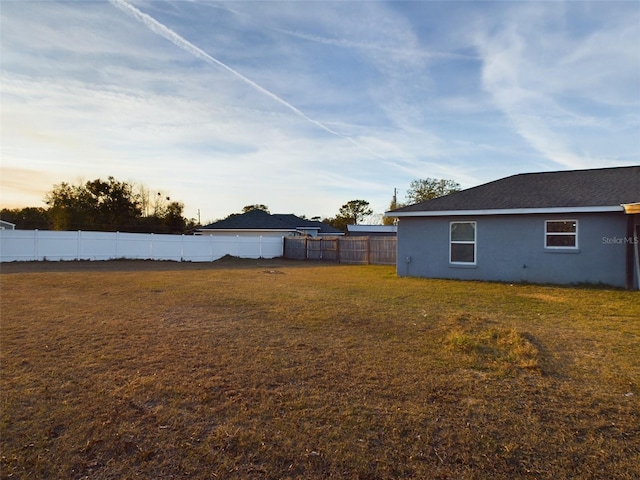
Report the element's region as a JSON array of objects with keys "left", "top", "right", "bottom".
[{"left": 284, "top": 236, "right": 396, "bottom": 265}]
